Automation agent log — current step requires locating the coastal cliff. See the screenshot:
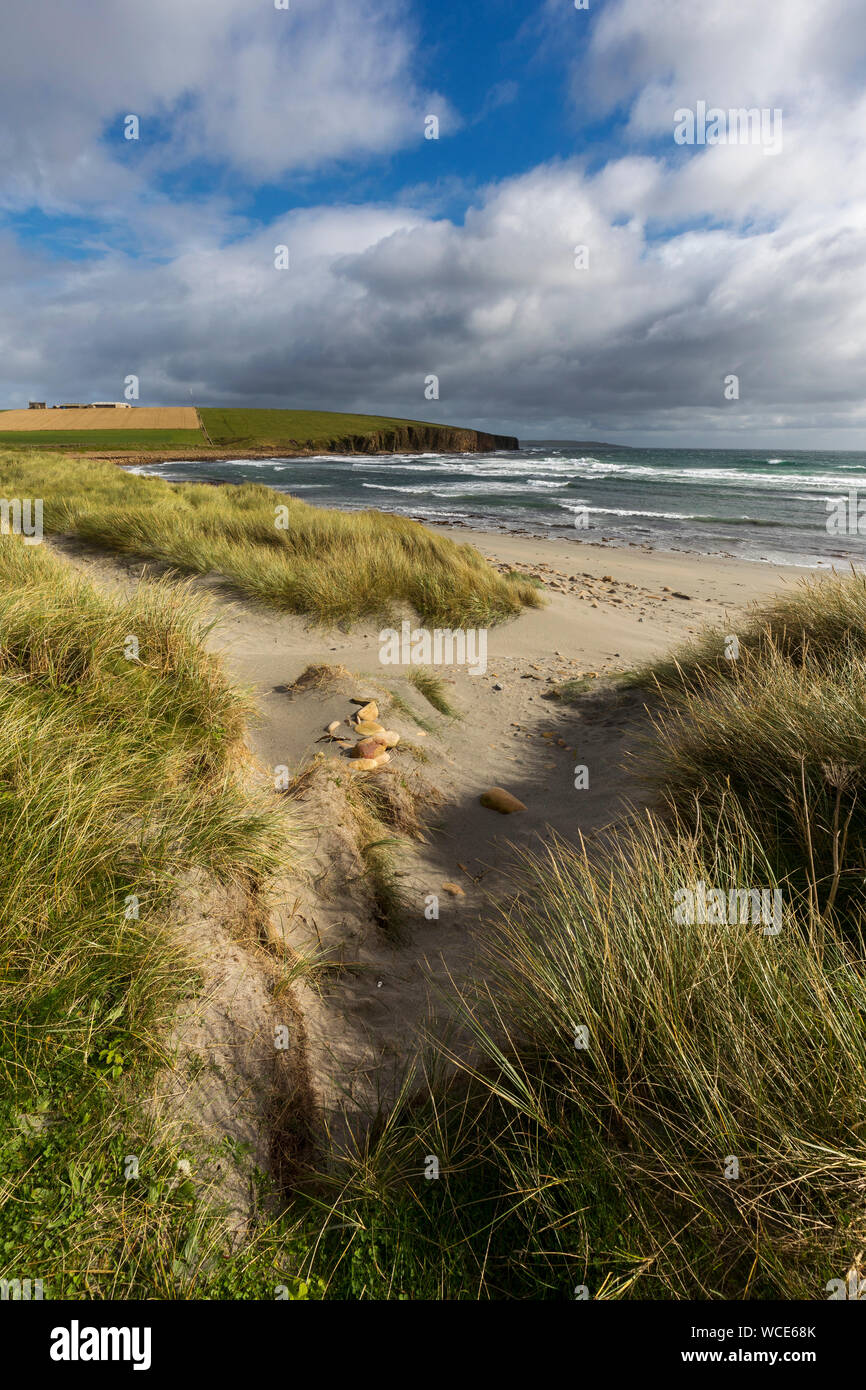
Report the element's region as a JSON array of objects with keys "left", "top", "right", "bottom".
[
  {"left": 326, "top": 423, "right": 519, "bottom": 454},
  {"left": 96, "top": 422, "right": 519, "bottom": 465}
]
